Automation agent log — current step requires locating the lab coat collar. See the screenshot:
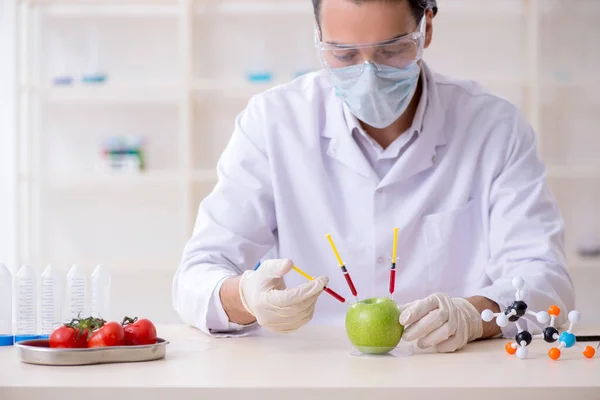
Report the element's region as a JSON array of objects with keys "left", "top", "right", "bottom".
[
  {"left": 324, "top": 121, "right": 378, "bottom": 179},
  {"left": 378, "top": 61, "right": 448, "bottom": 188},
  {"left": 321, "top": 74, "right": 378, "bottom": 179},
  {"left": 322, "top": 61, "right": 447, "bottom": 183}
]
